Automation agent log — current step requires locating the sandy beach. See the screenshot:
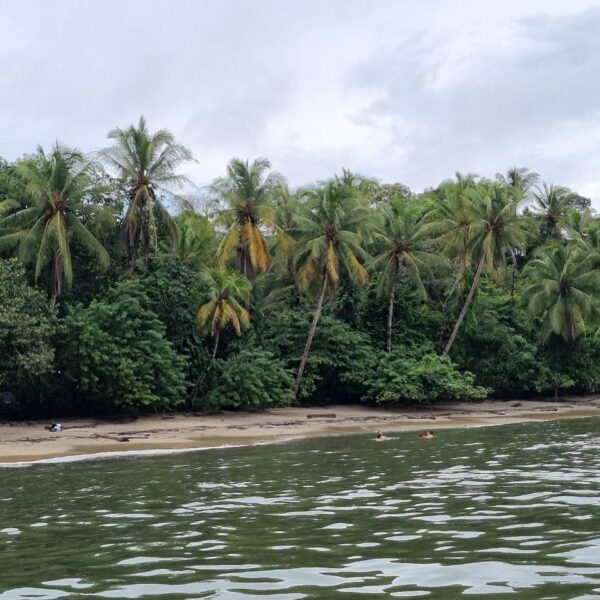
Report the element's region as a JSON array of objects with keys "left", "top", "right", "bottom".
[{"left": 1, "top": 397, "right": 599, "bottom": 464}]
